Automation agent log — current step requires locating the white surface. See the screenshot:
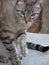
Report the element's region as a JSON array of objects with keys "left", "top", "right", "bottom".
[
  {"left": 0, "top": 32, "right": 49, "bottom": 65},
  {"left": 23, "top": 32, "right": 49, "bottom": 65},
  {"left": 26, "top": 32, "right": 49, "bottom": 46}
]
